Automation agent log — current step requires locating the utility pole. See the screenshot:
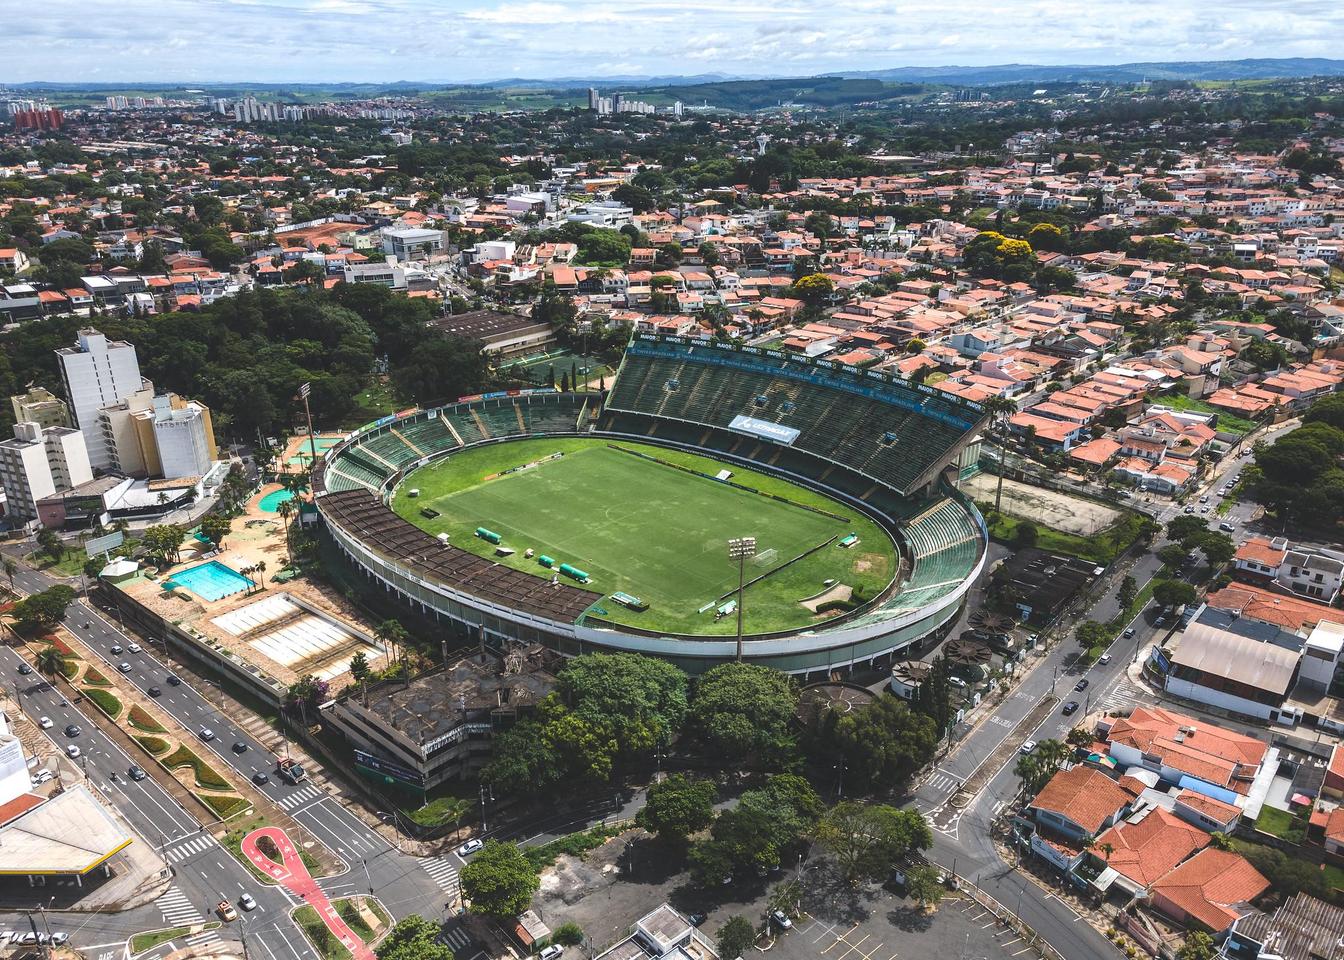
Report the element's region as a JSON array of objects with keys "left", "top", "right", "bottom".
[{"left": 728, "top": 537, "right": 756, "bottom": 662}]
